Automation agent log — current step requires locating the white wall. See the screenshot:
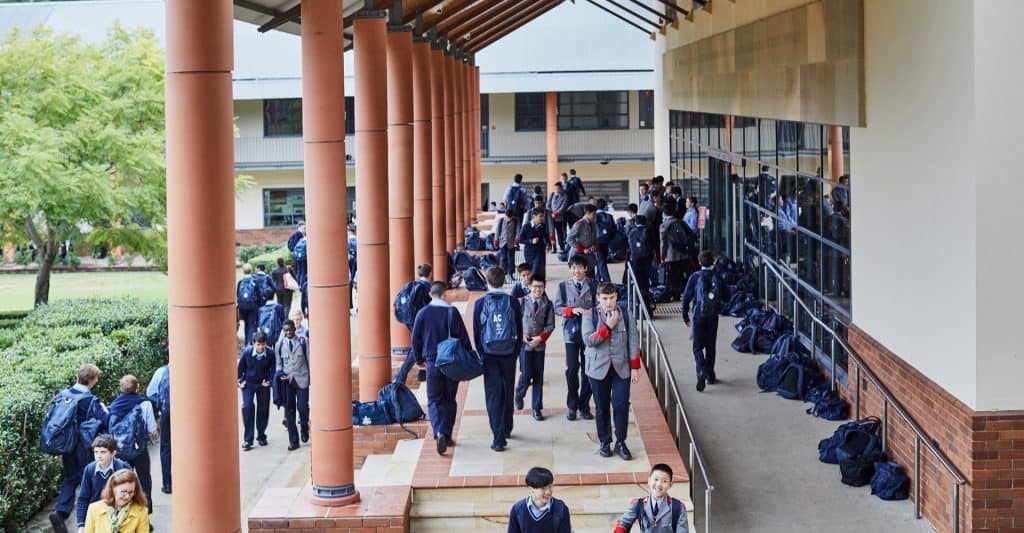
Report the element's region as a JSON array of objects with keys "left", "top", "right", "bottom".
[
  {"left": 972, "top": 0, "right": 1024, "bottom": 410},
  {"left": 234, "top": 100, "right": 263, "bottom": 138},
  {"left": 851, "top": 0, "right": 978, "bottom": 408}
]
